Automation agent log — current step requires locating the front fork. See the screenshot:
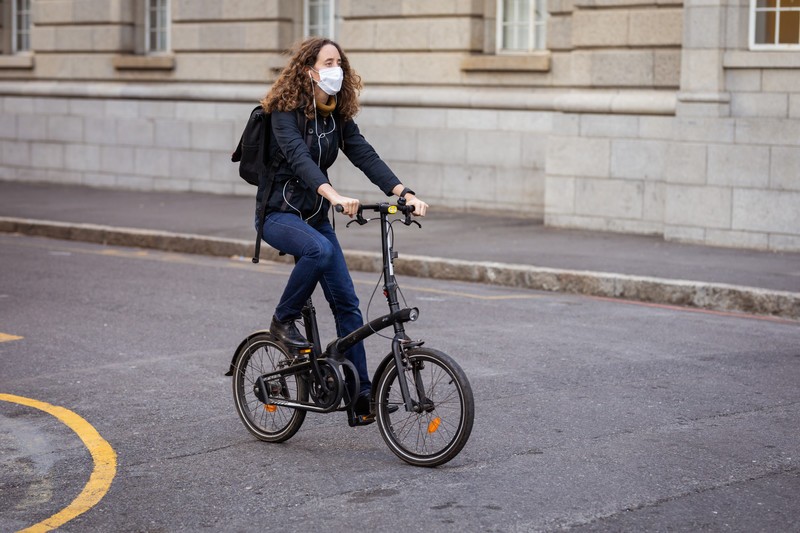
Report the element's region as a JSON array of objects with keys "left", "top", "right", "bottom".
[
  {"left": 388, "top": 334, "right": 433, "bottom": 414},
  {"left": 390, "top": 335, "right": 414, "bottom": 412}
]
